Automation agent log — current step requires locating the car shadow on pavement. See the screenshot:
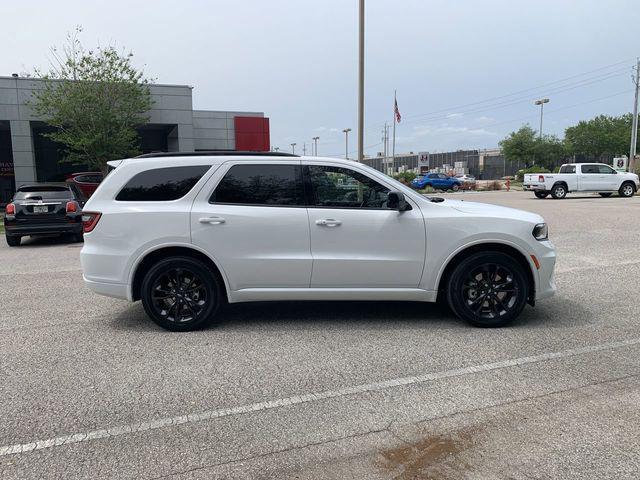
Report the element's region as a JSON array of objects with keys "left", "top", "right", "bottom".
[
  {"left": 14, "top": 235, "right": 82, "bottom": 248},
  {"left": 108, "top": 297, "right": 590, "bottom": 333}
]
